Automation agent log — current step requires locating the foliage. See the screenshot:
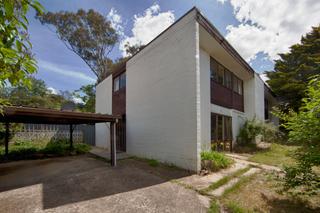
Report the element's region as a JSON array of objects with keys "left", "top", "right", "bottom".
[
  {"left": 237, "top": 118, "right": 281, "bottom": 145},
  {"left": 201, "top": 151, "right": 233, "bottom": 171},
  {"left": 0, "top": 0, "right": 44, "bottom": 111},
  {"left": 0, "top": 77, "right": 66, "bottom": 109},
  {"left": 0, "top": 139, "right": 91, "bottom": 161},
  {"left": 74, "top": 84, "right": 95, "bottom": 112},
  {"left": 266, "top": 25, "right": 320, "bottom": 111},
  {"left": 37, "top": 9, "right": 118, "bottom": 82},
  {"left": 0, "top": 123, "right": 22, "bottom": 143},
  {"left": 275, "top": 75, "right": 320, "bottom": 194},
  {"left": 123, "top": 43, "right": 145, "bottom": 56}
]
